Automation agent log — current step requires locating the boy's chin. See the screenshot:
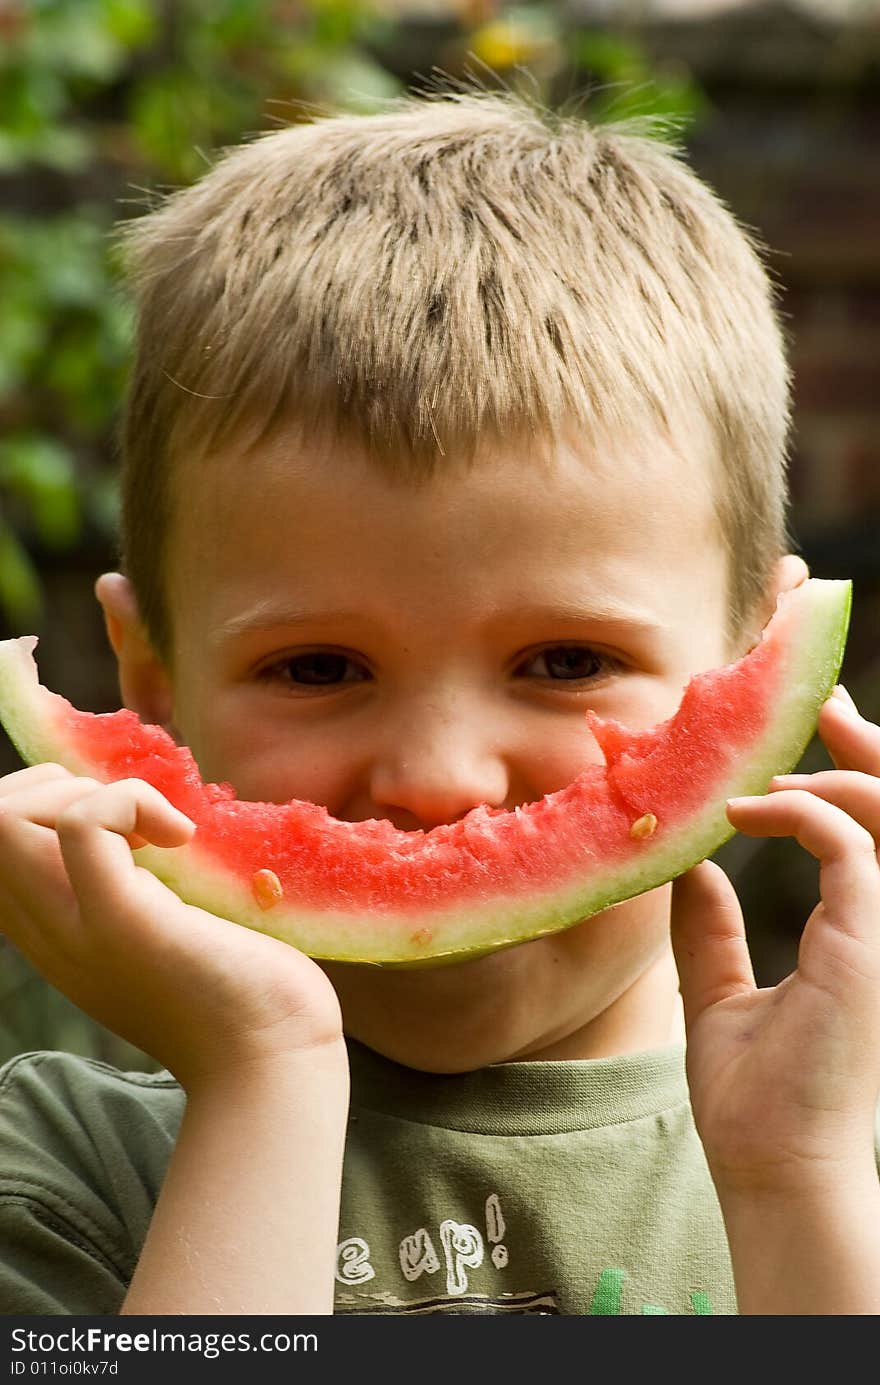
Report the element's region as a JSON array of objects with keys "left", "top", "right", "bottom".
[
  {"left": 320, "top": 898, "right": 680, "bottom": 1072},
  {"left": 321, "top": 942, "right": 567, "bottom": 1074},
  {"left": 341, "top": 1023, "right": 544, "bottom": 1075}
]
